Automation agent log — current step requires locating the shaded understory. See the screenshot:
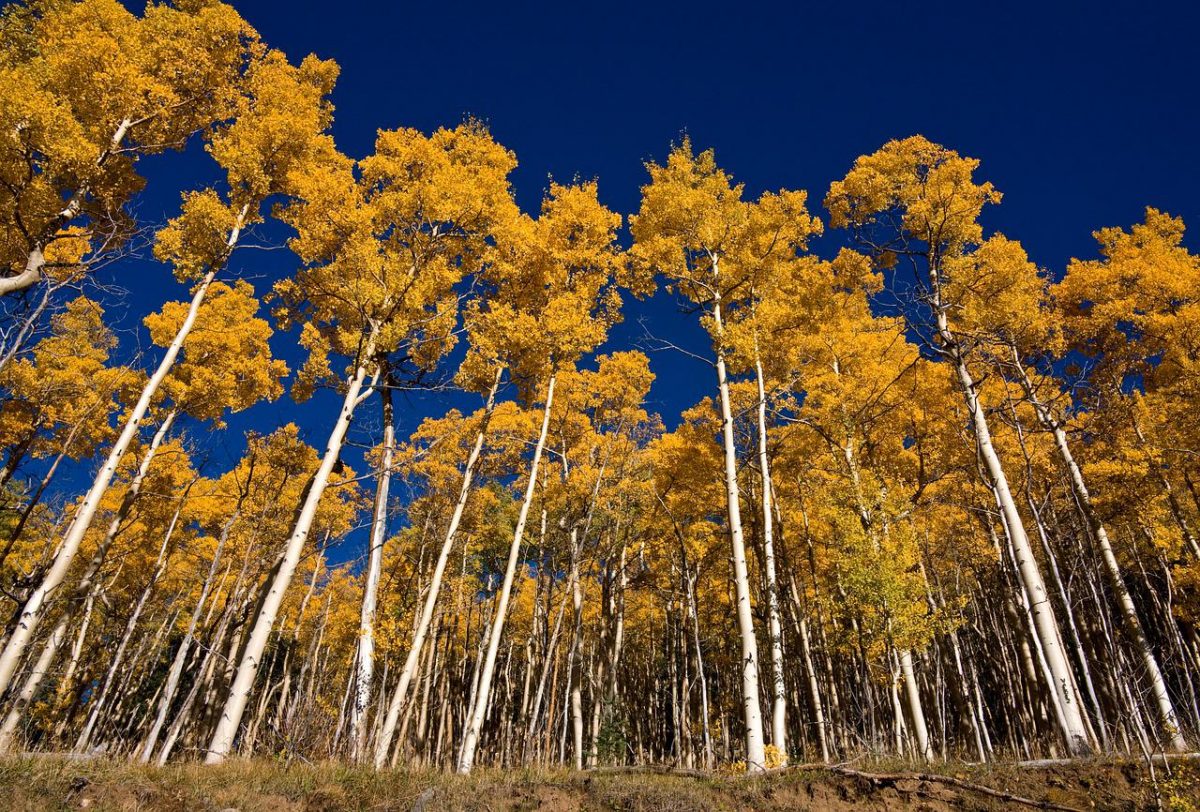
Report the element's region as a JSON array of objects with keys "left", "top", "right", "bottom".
[{"left": 1, "top": 755, "right": 1198, "bottom": 811}]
